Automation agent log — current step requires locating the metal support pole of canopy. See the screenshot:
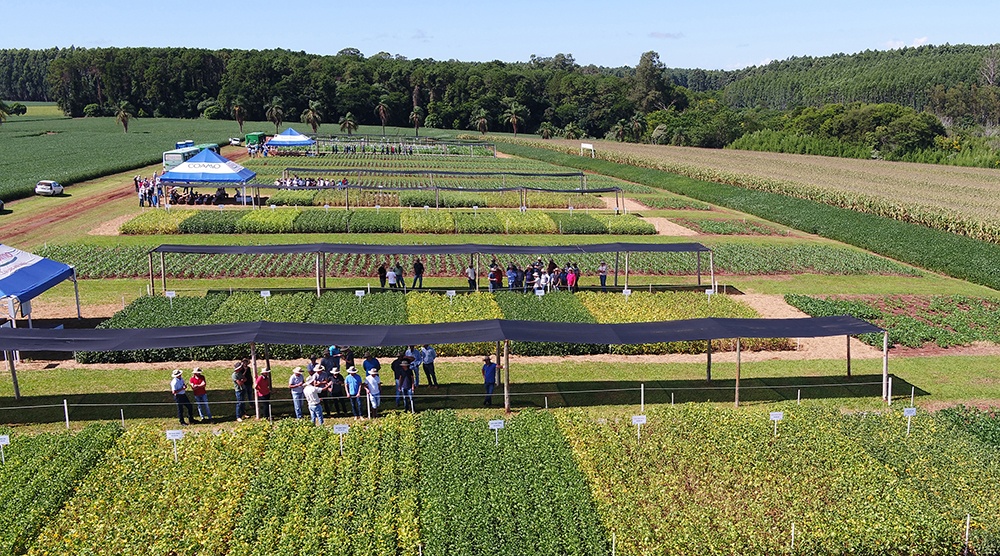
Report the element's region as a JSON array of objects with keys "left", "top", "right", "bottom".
[
  {"left": 882, "top": 332, "right": 889, "bottom": 400},
  {"left": 734, "top": 337, "right": 741, "bottom": 408},
  {"left": 614, "top": 252, "right": 619, "bottom": 287},
  {"left": 503, "top": 339, "right": 511, "bottom": 413},
  {"left": 148, "top": 252, "right": 155, "bottom": 296},
  {"left": 709, "top": 251, "right": 716, "bottom": 292},
  {"left": 846, "top": 335, "right": 852, "bottom": 377},
  {"left": 251, "top": 342, "right": 260, "bottom": 419},
  {"left": 476, "top": 253, "right": 481, "bottom": 292},
  {"left": 72, "top": 273, "right": 82, "bottom": 319},
  {"left": 706, "top": 340, "right": 712, "bottom": 382},
  {"left": 697, "top": 252, "right": 702, "bottom": 286},
  {"left": 6, "top": 352, "right": 19, "bottom": 400},
  {"left": 624, "top": 252, "right": 630, "bottom": 290},
  {"left": 315, "top": 253, "right": 322, "bottom": 297},
  {"left": 495, "top": 341, "right": 502, "bottom": 386},
  {"left": 160, "top": 252, "right": 166, "bottom": 295}
]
